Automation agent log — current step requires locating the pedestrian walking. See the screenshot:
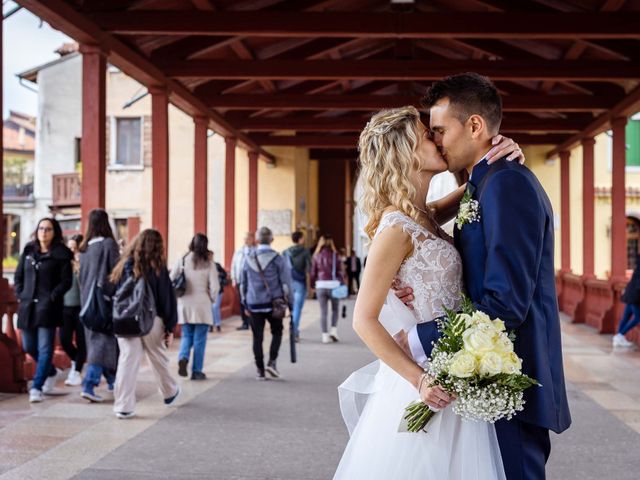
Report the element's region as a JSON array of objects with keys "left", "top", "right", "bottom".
[
  {"left": 311, "top": 235, "right": 345, "bottom": 344},
  {"left": 613, "top": 262, "right": 640, "bottom": 348},
  {"left": 79, "top": 209, "right": 120, "bottom": 403},
  {"left": 15, "top": 217, "right": 73, "bottom": 402},
  {"left": 345, "top": 249, "right": 362, "bottom": 295},
  {"left": 110, "top": 229, "right": 180, "bottom": 419},
  {"left": 240, "top": 227, "right": 293, "bottom": 380},
  {"left": 61, "top": 234, "right": 86, "bottom": 387},
  {"left": 283, "top": 231, "right": 312, "bottom": 341},
  {"left": 211, "top": 260, "right": 229, "bottom": 333},
  {"left": 171, "top": 233, "right": 220, "bottom": 380},
  {"left": 231, "top": 231, "right": 256, "bottom": 330}
]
